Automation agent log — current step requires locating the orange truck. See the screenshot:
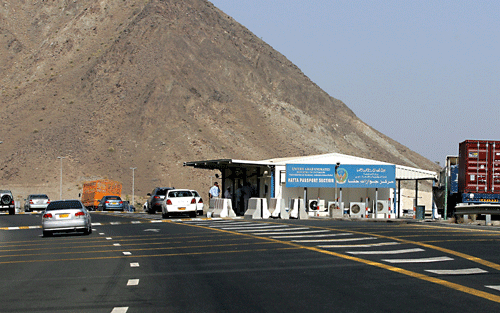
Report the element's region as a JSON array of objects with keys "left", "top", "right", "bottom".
[{"left": 81, "top": 179, "right": 122, "bottom": 210}]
